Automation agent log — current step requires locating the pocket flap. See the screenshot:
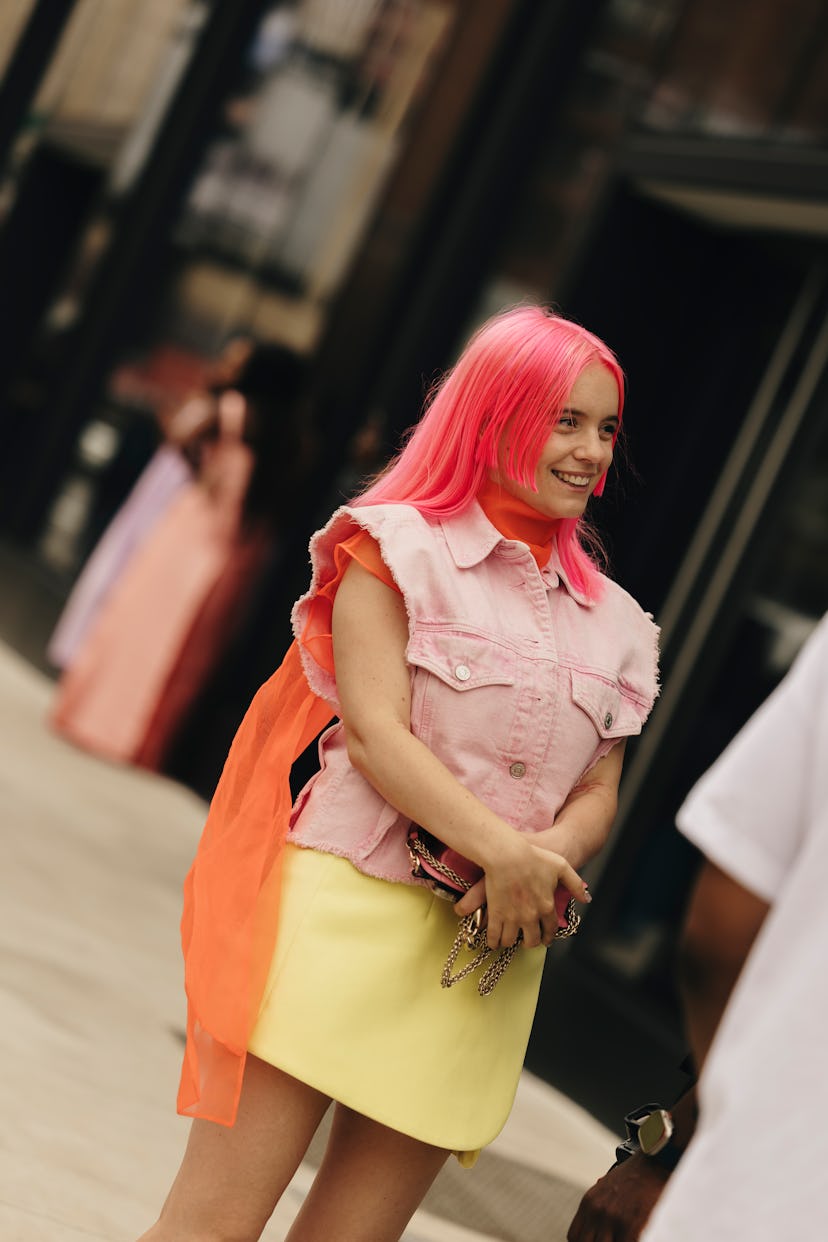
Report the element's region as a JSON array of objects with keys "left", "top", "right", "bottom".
[
  {"left": 407, "top": 628, "right": 516, "bottom": 690},
  {"left": 570, "top": 668, "right": 642, "bottom": 738}
]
